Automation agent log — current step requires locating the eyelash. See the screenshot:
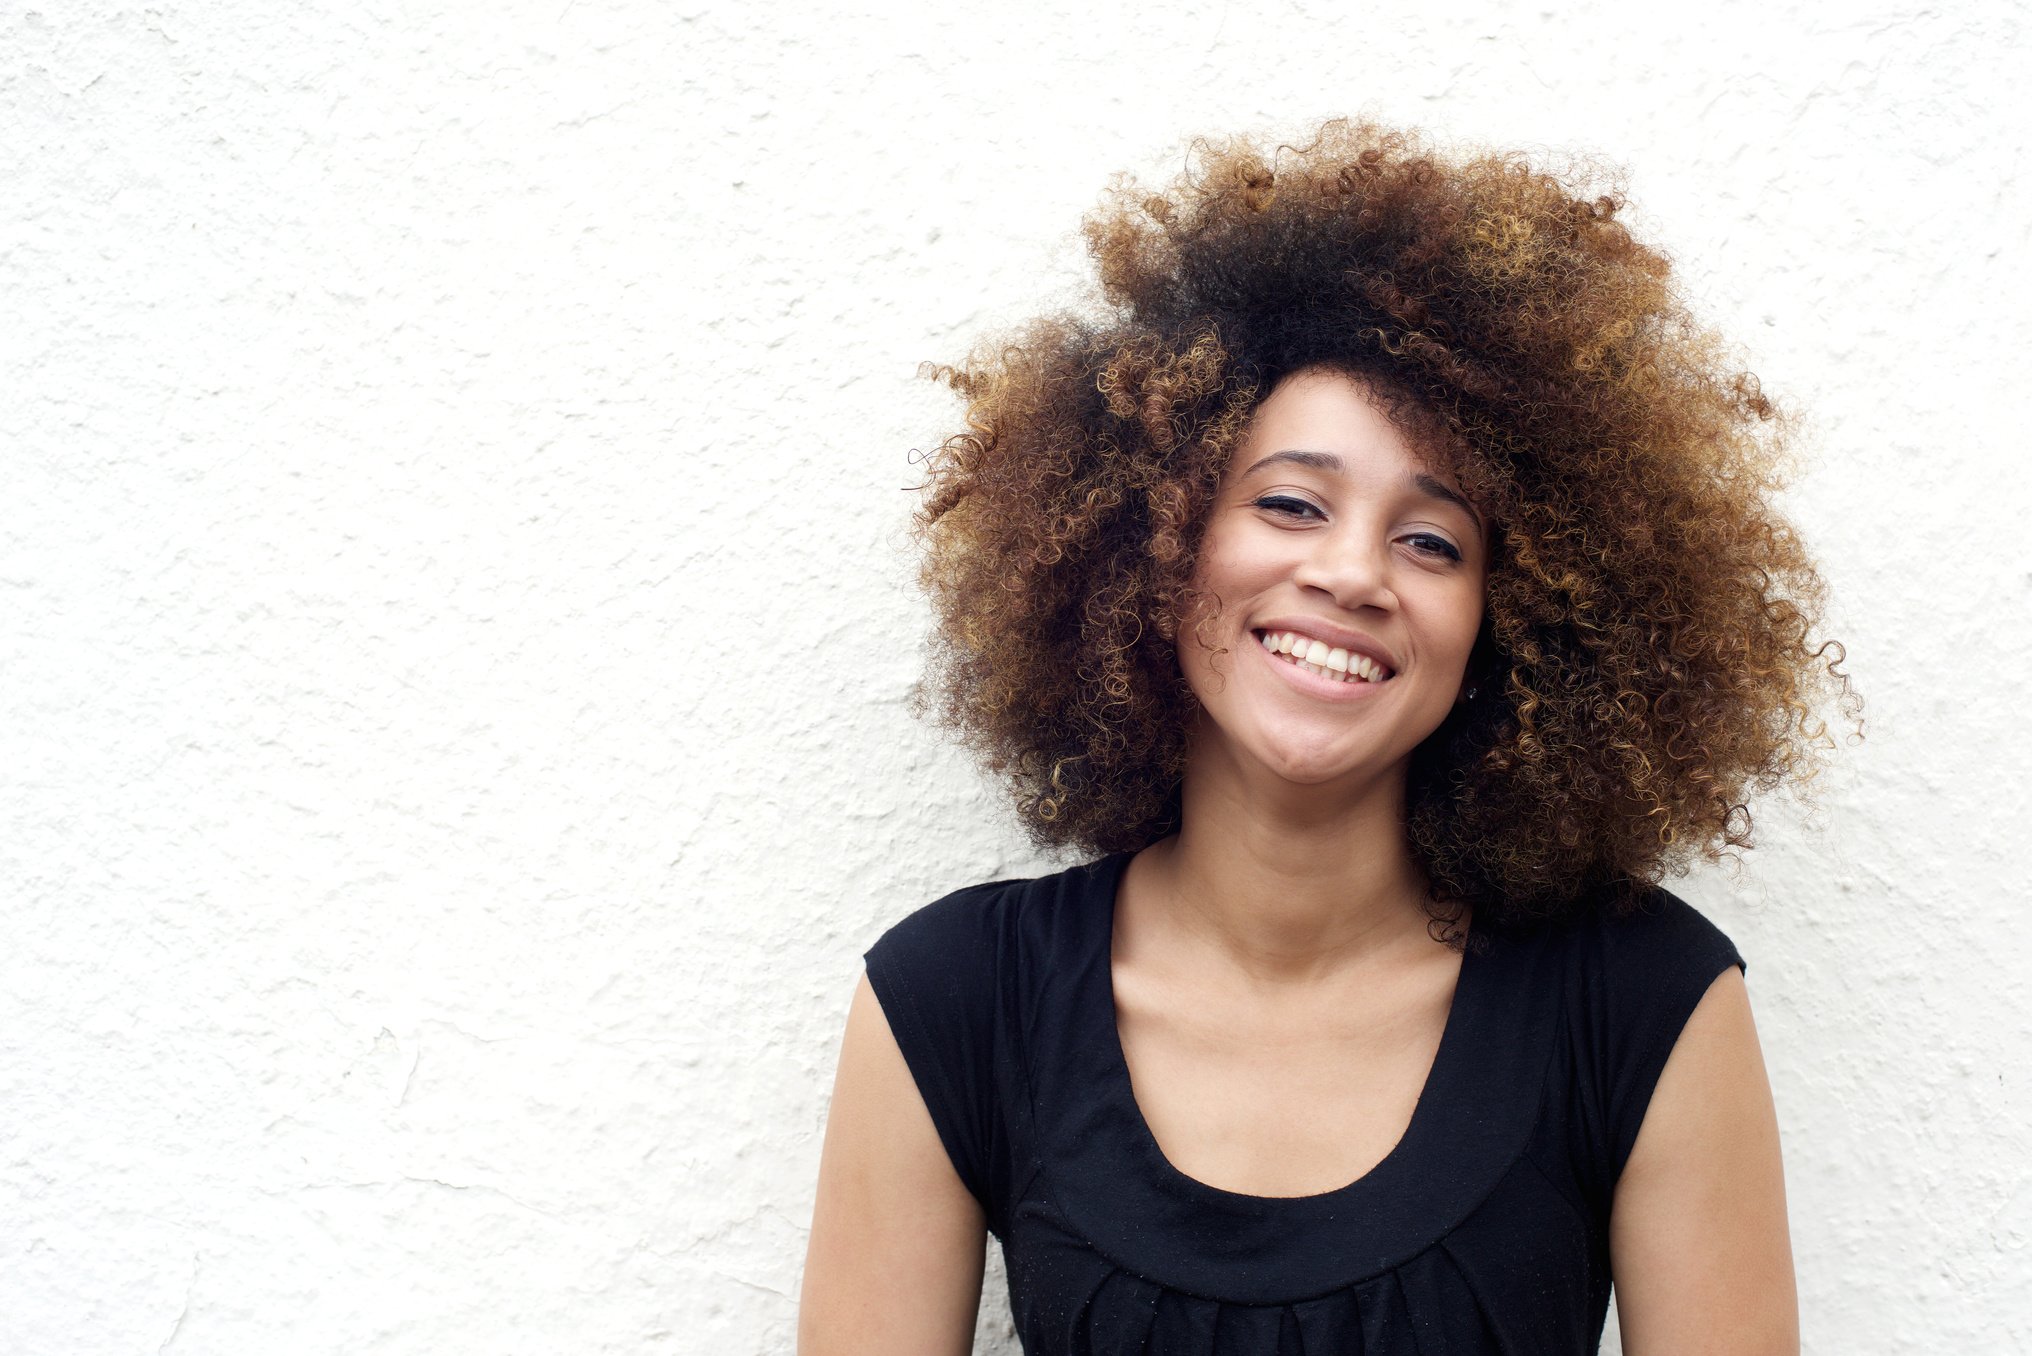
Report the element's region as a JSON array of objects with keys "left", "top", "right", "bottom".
[{"left": 1251, "top": 495, "right": 1464, "bottom": 563}]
